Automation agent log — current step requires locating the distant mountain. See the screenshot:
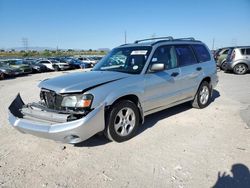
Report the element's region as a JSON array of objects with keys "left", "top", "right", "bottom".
[{"left": 6, "top": 47, "right": 56, "bottom": 51}]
